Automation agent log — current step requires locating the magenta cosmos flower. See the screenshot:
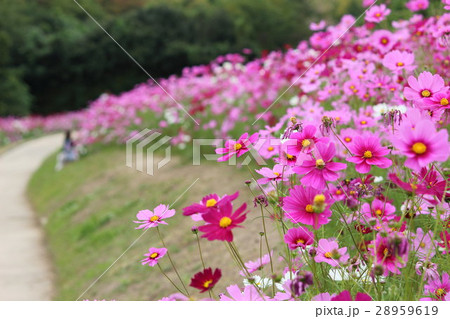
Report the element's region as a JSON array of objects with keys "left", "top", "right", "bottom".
[
  {"left": 293, "top": 142, "right": 347, "bottom": 190},
  {"left": 216, "top": 132, "right": 259, "bottom": 162},
  {"left": 382, "top": 50, "right": 415, "bottom": 73},
  {"left": 365, "top": 4, "right": 391, "bottom": 23},
  {"left": 391, "top": 118, "right": 449, "bottom": 170},
  {"left": 134, "top": 204, "right": 175, "bottom": 229},
  {"left": 283, "top": 185, "right": 333, "bottom": 229},
  {"left": 198, "top": 201, "right": 247, "bottom": 242},
  {"left": 314, "top": 238, "right": 349, "bottom": 267},
  {"left": 346, "top": 135, "right": 392, "bottom": 173},
  {"left": 287, "top": 124, "right": 325, "bottom": 155},
  {"left": 284, "top": 226, "right": 314, "bottom": 250},
  {"left": 141, "top": 247, "right": 167, "bottom": 267},
  {"left": 403, "top": 71, "right": 446, "bottom": 102},
  {"left": 423, "top": 272, "right": 450, "bottom": 301},
  {"left": 182, "top": 192, "right": 239, "bottom": 217},
  {"left": 220, "top": 285, "right": 265, "bottom": 301},
  {"left": 369, "top": 233, "right": 409, "bottom": 276},
  {"left": 331, "top": 290, "right": 372, "bottom": 301},
  {"left": 361, "top": 198, "right": 396, "bottom": 221}
]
